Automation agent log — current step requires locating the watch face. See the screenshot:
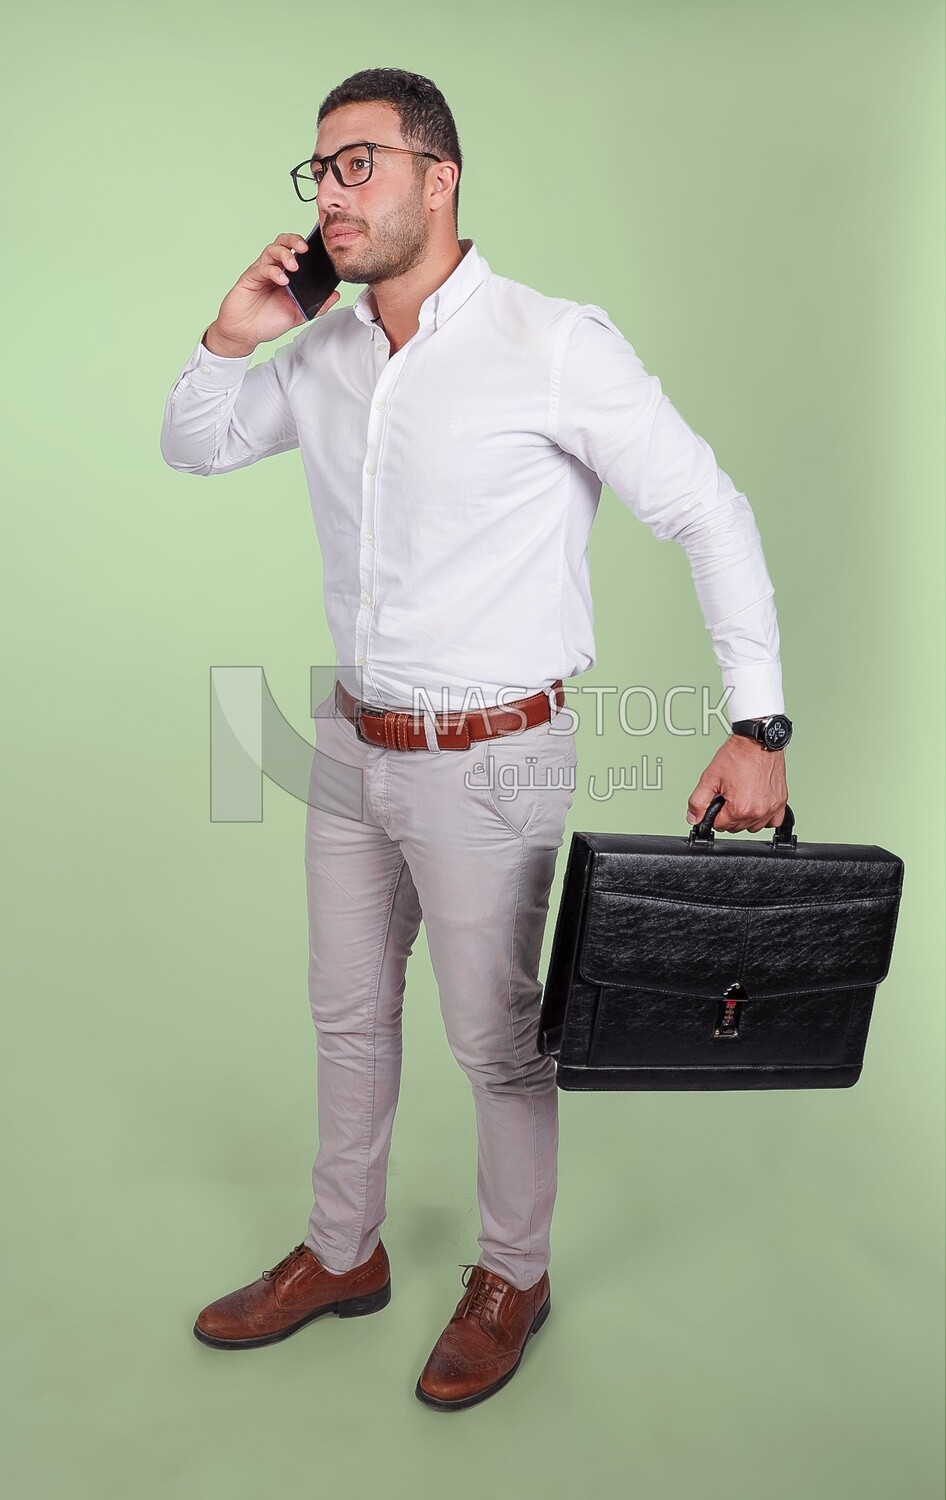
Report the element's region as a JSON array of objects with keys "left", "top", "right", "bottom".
[{"left": 763, "top": 716, "right": 792, "bottom": 750}]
